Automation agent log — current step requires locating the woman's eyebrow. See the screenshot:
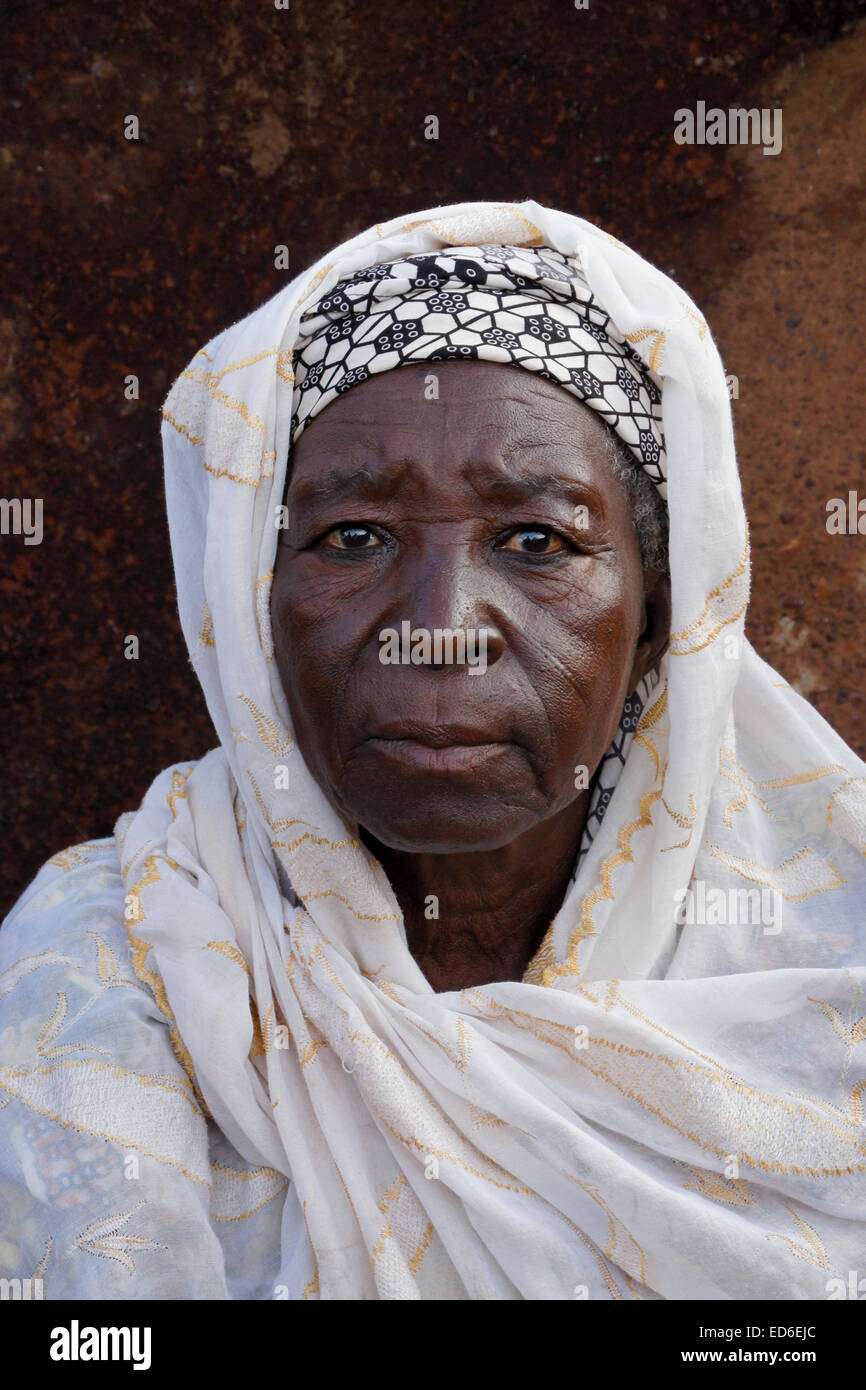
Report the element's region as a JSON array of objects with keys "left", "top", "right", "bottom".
[
  {"left": 290, "top": 461, "right": 411, "bottom": 505},
  {"left": 463, "top": 462, "right": 607, "bottom": 510},
  {"left": 289, "top": 451, "right": 606, "bottom": 510}
]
